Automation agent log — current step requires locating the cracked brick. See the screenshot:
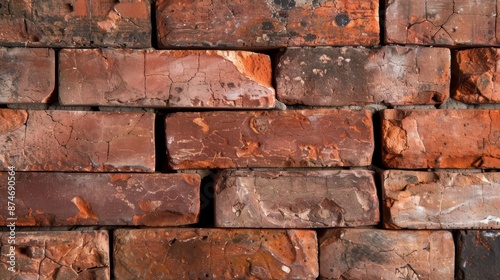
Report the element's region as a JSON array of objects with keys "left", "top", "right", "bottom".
[
  {"left": 456, "top": 230, "right": 500, "bottom": 280},
  {"left": 0, "top": 109, "right": 155, "bottom": 171},
  {"left": 156, "top": 0, "right": 379, "bottom": 48},
  {"left": 214, "top": 169, "right": 379, "bottom": 228},
  {"left": 276, "top": 46, "right": 450, "bottom": 106},
  {"left": 0, "top": 173, "right": 200, "bottom": 226},
  {"left": 166, "top": 109, "right": 374, "bottom": 169},
  {"left": 59, "top": 49, "right": 275, "bottom": 108},
  {"left": 113, "top": 228, "right": 318, "bottom": 279}
]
